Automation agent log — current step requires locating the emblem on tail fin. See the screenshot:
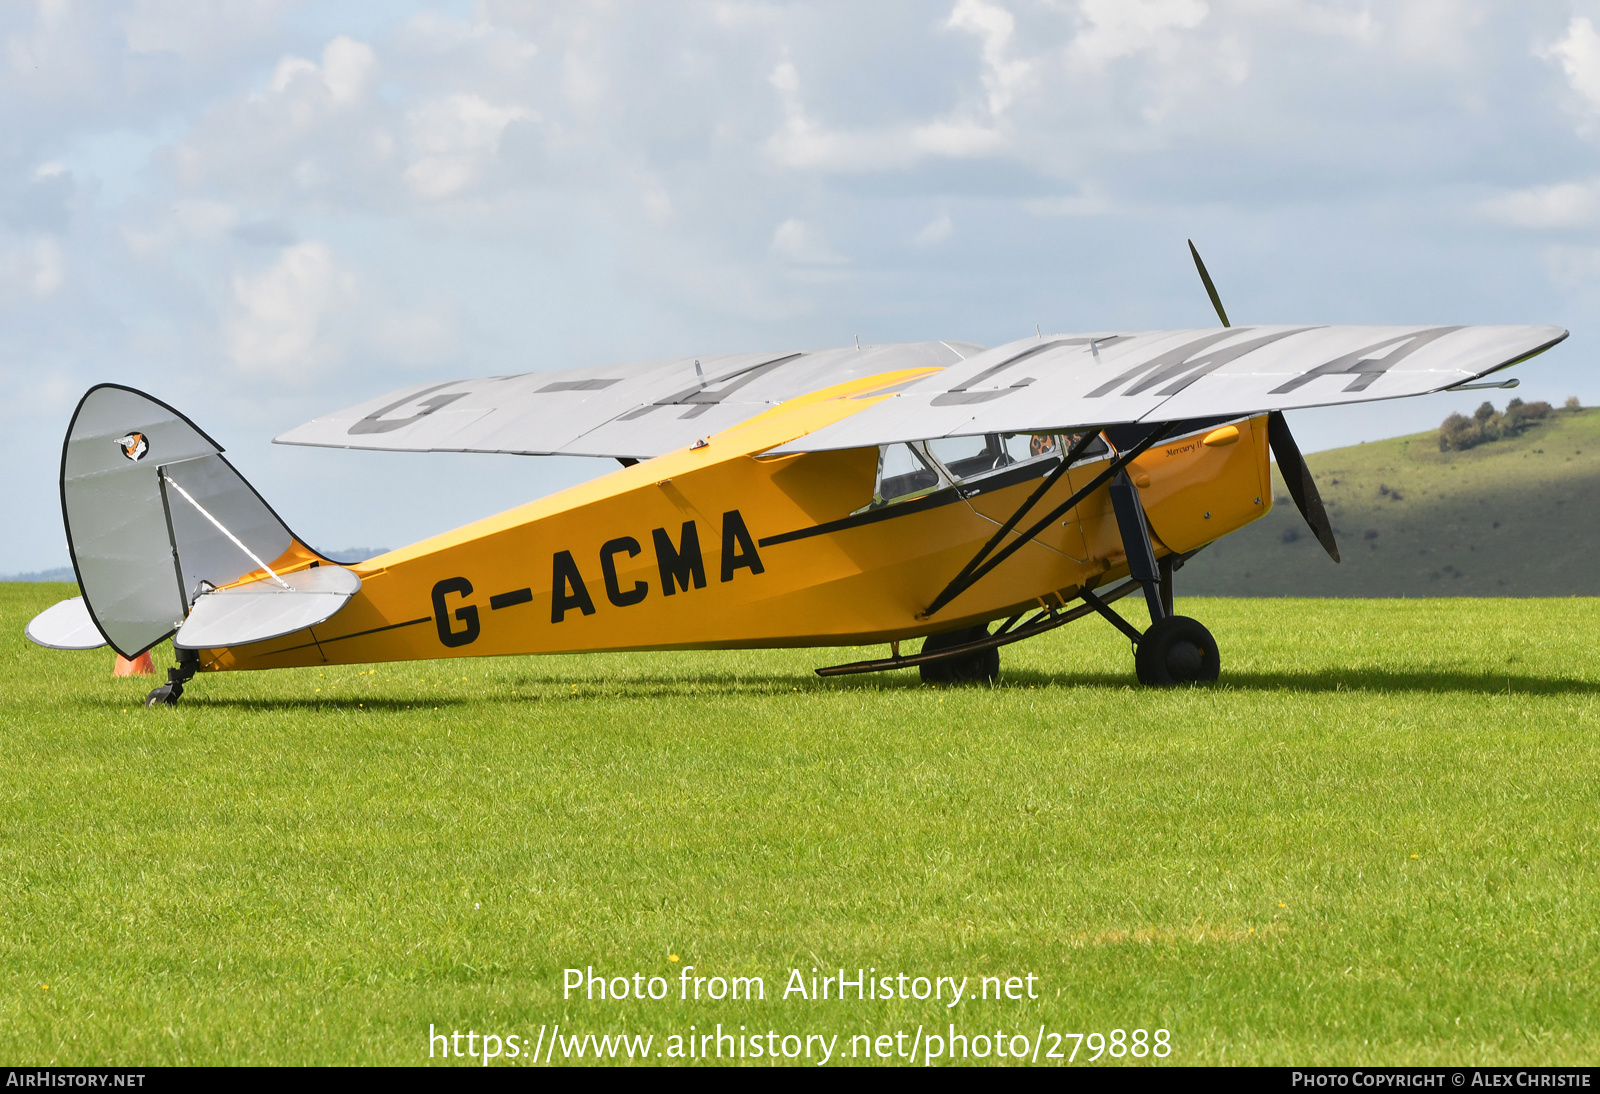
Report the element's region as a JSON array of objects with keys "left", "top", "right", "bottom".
[{"left": 115, "top": 431, "right": 148, "bottom": 461}]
